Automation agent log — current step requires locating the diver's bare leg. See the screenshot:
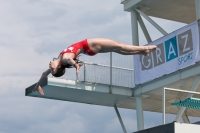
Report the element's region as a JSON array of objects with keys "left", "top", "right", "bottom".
[
  {"left": 88, "top": 38, "right": 156, "bottom": 53},
  {"left": 113, "top": 49, "right": 149, "bottom": 55}
]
